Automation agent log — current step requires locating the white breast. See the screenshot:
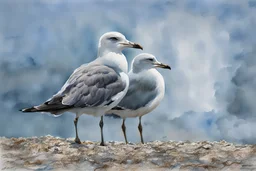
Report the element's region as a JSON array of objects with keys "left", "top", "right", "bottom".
[
  {"left": 98, "top": 52, "right": 128, "bottom": 73},
  {"left": 111, "top": 69, "right": 165, "bottom": 118}
]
